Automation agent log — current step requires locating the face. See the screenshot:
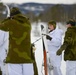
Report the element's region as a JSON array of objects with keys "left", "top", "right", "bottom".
[
  {"left": 48, "top": 24, "right": 54, "bottom": 31},
  {"left": 66, "top": 24, "right": 72, "bottom": 28}
]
